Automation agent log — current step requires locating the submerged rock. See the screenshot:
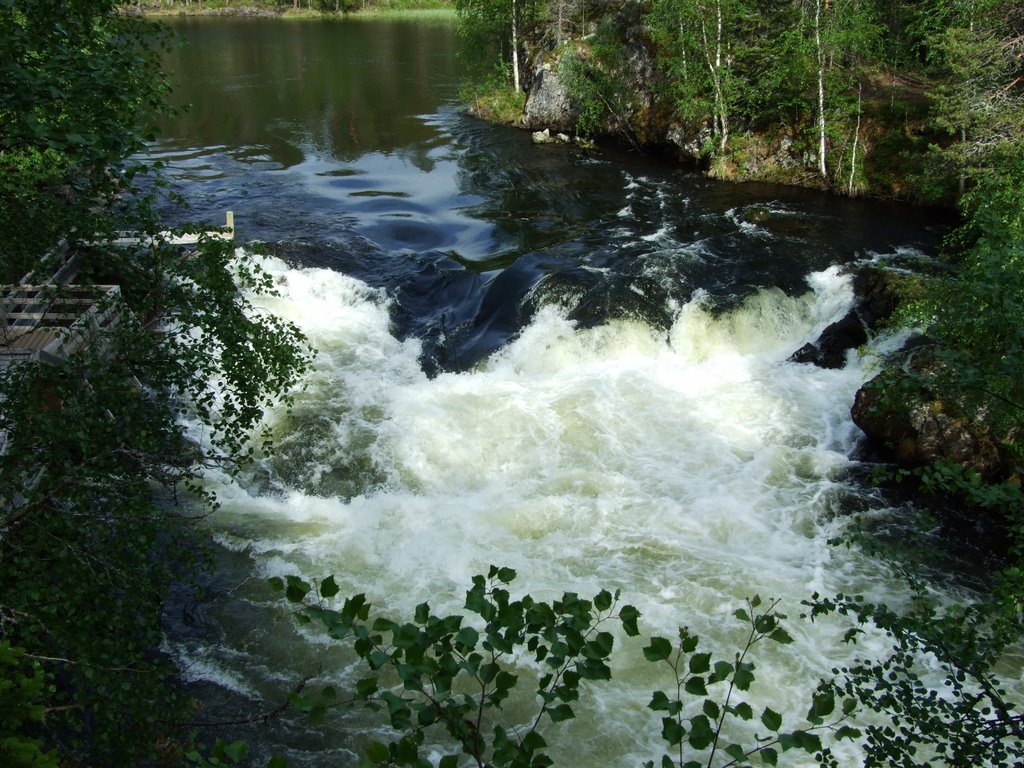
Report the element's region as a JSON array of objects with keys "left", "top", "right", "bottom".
[{"left": 789, "top": 266, "right": 899, "bottom": 369}]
